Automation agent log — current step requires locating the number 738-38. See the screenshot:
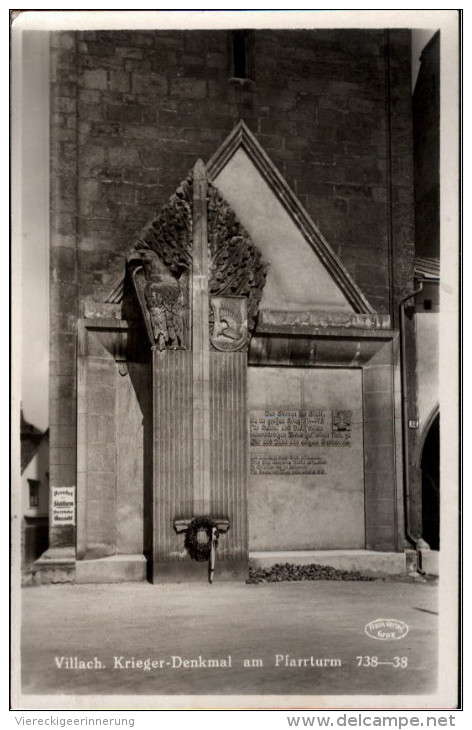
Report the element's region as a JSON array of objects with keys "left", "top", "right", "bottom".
[{"left": 356, "top": 656, "right": 408, "bottom": 668}]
